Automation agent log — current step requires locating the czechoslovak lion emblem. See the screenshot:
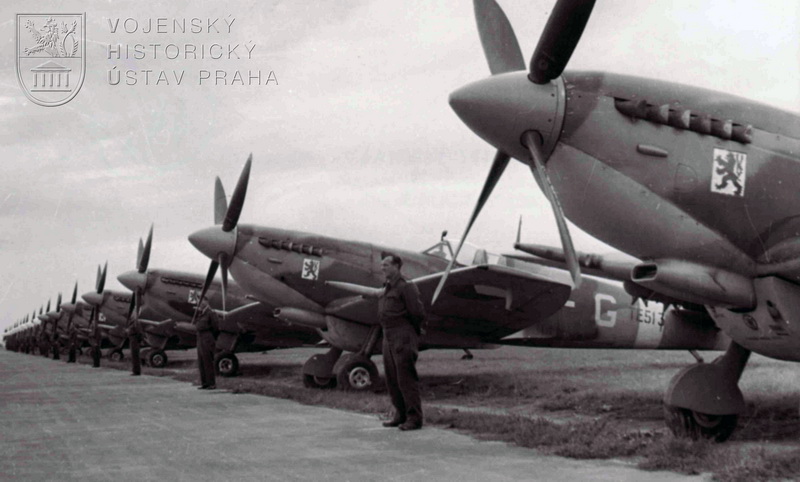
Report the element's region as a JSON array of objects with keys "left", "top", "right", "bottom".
[{"left": 16, "top": 14, "right": 85, "bottom": 107}]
